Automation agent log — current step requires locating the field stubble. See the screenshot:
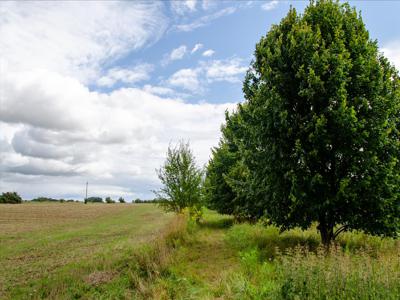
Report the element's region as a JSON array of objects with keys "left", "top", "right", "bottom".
[{"left": 0, "top": 203, "right": 173, "bottom": 298}]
